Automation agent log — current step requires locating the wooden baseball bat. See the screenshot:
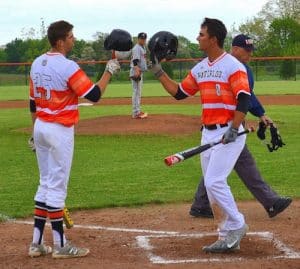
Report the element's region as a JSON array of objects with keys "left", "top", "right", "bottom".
[{"left": 164, "top": 127, "right": 255, "bottom": 166}]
